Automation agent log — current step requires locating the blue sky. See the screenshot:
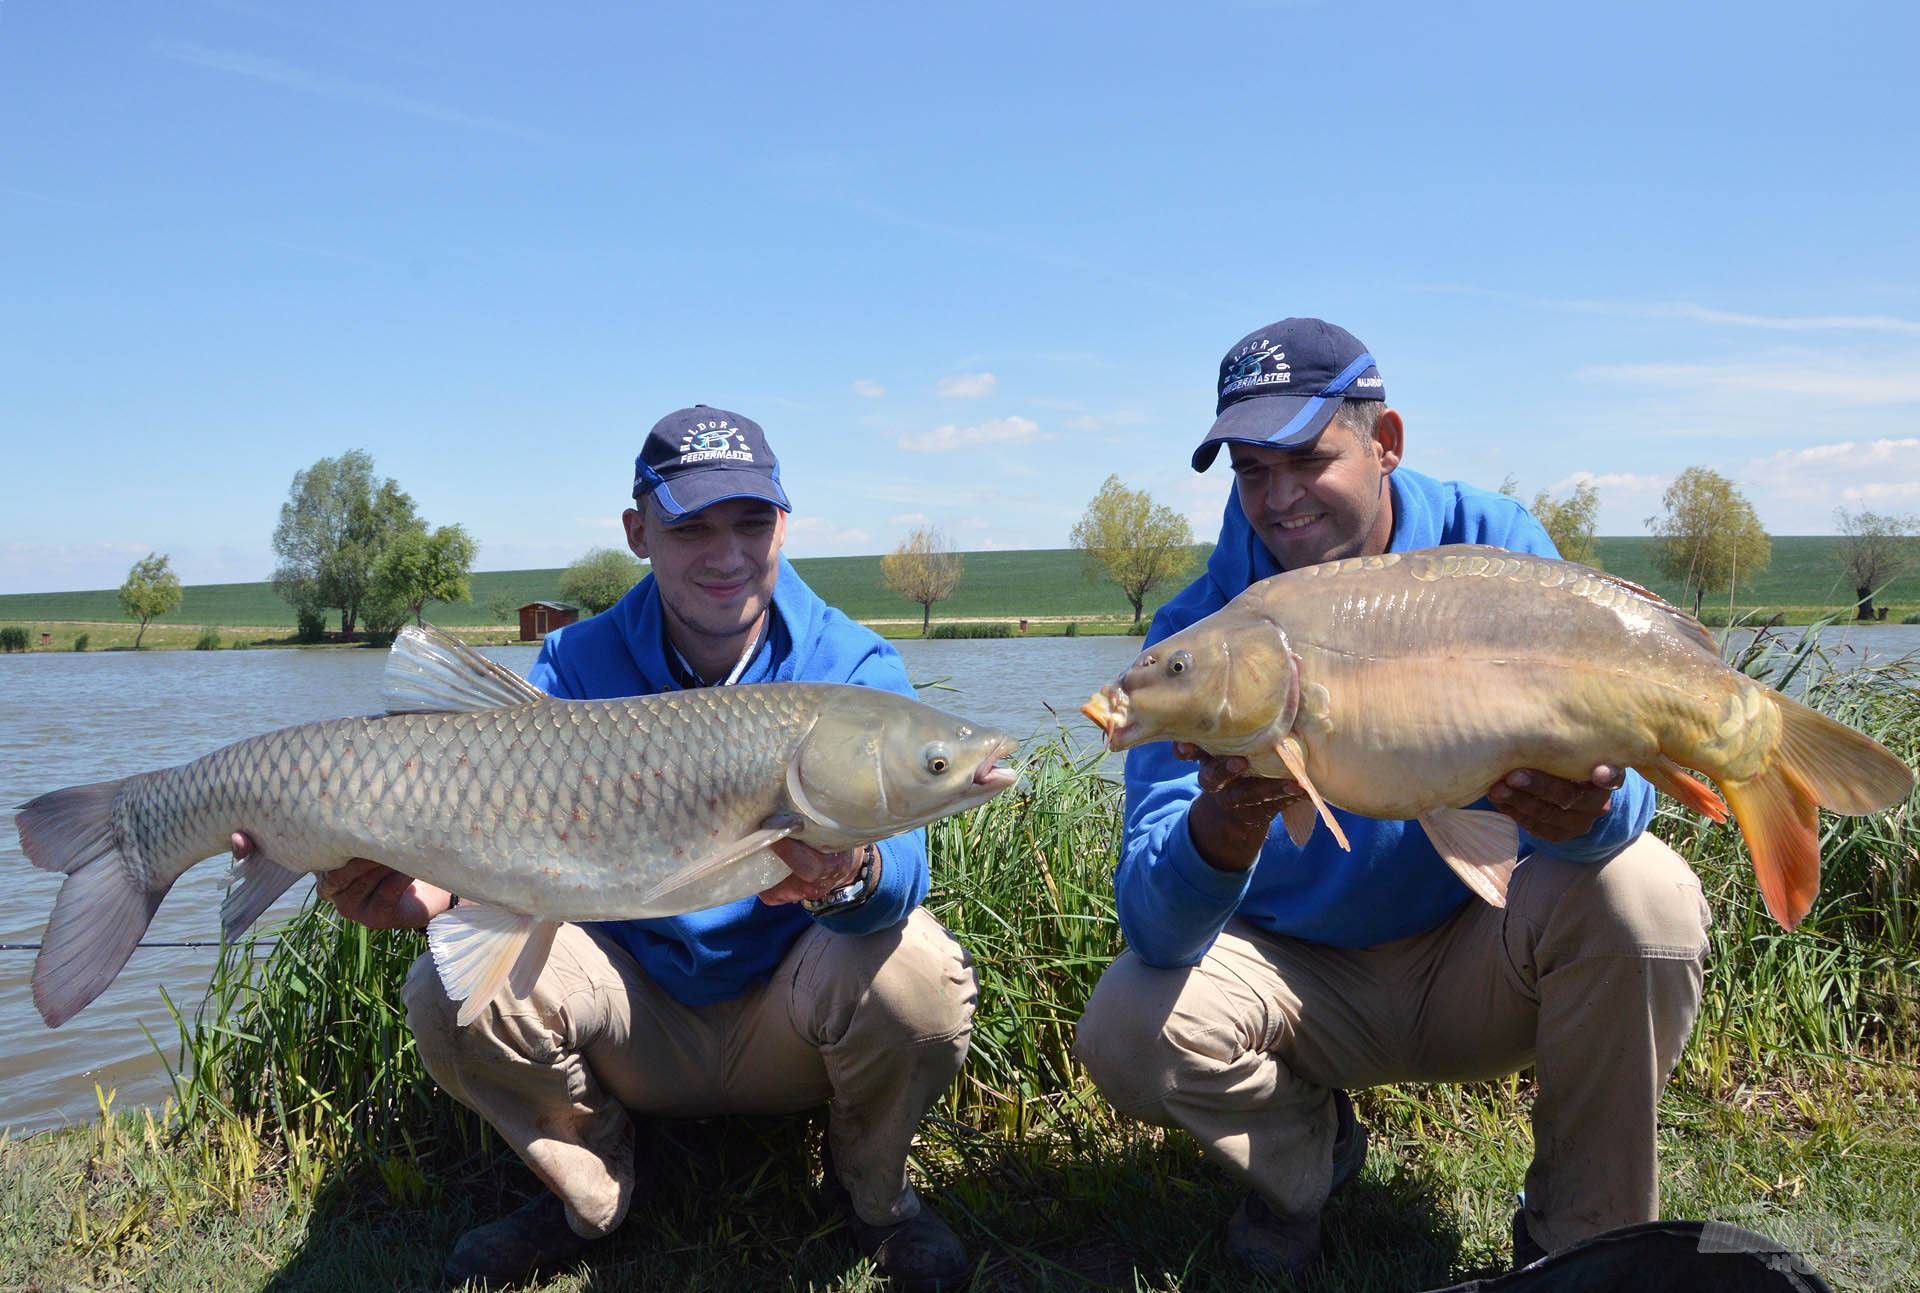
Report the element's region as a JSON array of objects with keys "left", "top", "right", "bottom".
[{"left": 3, "top": 1, "right": 1916, "bottom": 594}]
